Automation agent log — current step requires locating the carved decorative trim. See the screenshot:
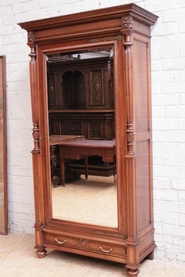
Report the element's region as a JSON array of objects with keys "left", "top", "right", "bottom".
[
  {"left": 90, "top": 35, "right": 122, "bottom": 43},
  {"left": 29, "top": 45, "right": 37, "bottom": 60},
  {"left": 91, "top": 70, "right": 102, "bottom": 105},
  {"left": 32, "top": 122, "right": 40, "bottom": 153},
  {"left": 95, "top": 231, "right": 128, "bottom": 240},
  {"left": 123, "top": 32, "right": 133, "bottom": 50},
  {"left": 28, "top": 31, "right": 34, "bottom": 42},
  {"left": 35, "top": 19, "right": 120, "bottom": 42},
  {"left": 121, "top": 16, "right": 133, "bottom": 30},
  {"left": 127, "top": 123, "right": 134, "bottom": 155},
  {"left": 28, "top": 31, "right": 34, "bottom": 41}
]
